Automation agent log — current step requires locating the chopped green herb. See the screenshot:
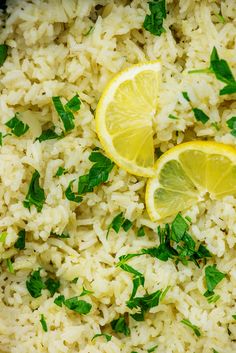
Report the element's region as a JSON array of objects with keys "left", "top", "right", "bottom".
[
  {"left": 0, "top": 231, "right": 7, "bottom": 243},
  {"left": 79, "top": 286, "right": 94, "bottom": 297},
  {"left": 117, "top": 253, "right": 142, "bottom": 266},
  {"left": 131, "top": 275, "right": 145, "bottom": 299},
  {"left": 143, "top": 0, "right": 166, "bottom": 36},
  {"left": 45, "top": 278, "right": 60, "bottom": 296},
  {"left": 0, "top": 44, "right": 8, "bottom": 66},
  {"left": 220, "top": 83, "right": 236, "bottom": 95},
  {"left": 181, "top": 319, "right": 201, "bottom": 337},
  {"left": 54, "top": 294, "right": 65, "bottom": 307},
  {"left": 71, "top": 277, "right": 78, "bottom": 284},
  {"left": 40, "top": 314, "right": 48, "bottom": 332},
  {"left": 51, "top": 232, "right": 70, "bottom": 238},
  {"left": 65, "top": 180, "right": 83, "bottom": 204},
  {"left": 204, "top": 265, "right": 225, "bottom": 293},
  {"left": 171, "top": 213, "right": 189, "bottom": 242},
  {"left": 111, "top": 316, "right": 130, "bottom": 336},
  {"left": 26, "top": 269, "right": 46, "bottom": 298},
  {"left": 185, "top": 215, "right": 192, "bottom": 223},
  {"left": 155, "top": 147, "right": 163, "bottom": 158},
  {"left": 6, "top": 258, "right": 14, "bottom": 274},
  {"left": 226, "top": 116, "right": 236, "bottom": 136},
  {"left": 23, "top": 170, "right": 46, "bottom": 212},
  {"left": 64, "top": 296, "right": 92, "bottom": 314},
  {"left": 204, "top": 291, "right": 220, "bottom": 304},
  {"left": 36, "top": 128, "right": 63, "bottom": 142},
  {"left": 14, "top": 230, "right": 26, "bottom": 250},
  {"left": 84, "top": 26, "right": 94, "bottom": 36},
  {"left": 55, "top": 166, "right": 66, "bottom": 177},
  {"left": 147, "top": 345, "right": 158, "bottom": 353},
  {"left": 232, "top": 315, "right": 236, "bottom": 320},
  {"left": 107, "top": 212, "right": 125, "bottom": 237},
  {"left": 216, "top": 11, "right": 225, "bottom": 24},
  {"left": 127, "top": 289, "right": 162, "bottom": 313},
  {"left": 168, "top": 114, "right": 178, "bottom": 120},
  {"left": 65, "top": 94, "right": 81, "bottom": 112},
  {"left": 182, "top": 91, "right": 190, "bottom": 102},
  {"left": 211, "top": 122, "right": 220, "bottom": 131},
  {"left": 160, "top": 286, "right": 170, "bottom": 301},
  {"left": 137, "top": 226, "right": 145, "bottom": 237},
  {"left": 52, "top": 95, "right": 80, "bottom": 132},
  {"left": 0, "top": 132, "right": 3, "bottom": 146},
  {"left": 212, "top": 349, "right": 219, "bottom": 353},
  {"left": 192, "top": 108, "right": 210, "bottom": 124},
  {"left": 122, "top": 219, "right": 133, "bottom": 232},
  {"left": 5, "top": 114, "right": 29, "bottom": 137},
  {"left": 92, "top": 333, "right": 112, "bottom": 342}
]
